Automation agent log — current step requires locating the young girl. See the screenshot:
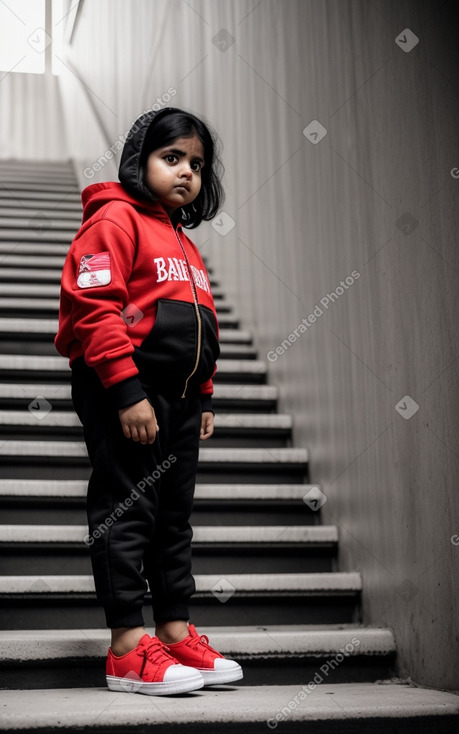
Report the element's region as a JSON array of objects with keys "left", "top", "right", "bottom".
[{"left": 55, "top": 107, "right": 243, "bottom": 695}]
